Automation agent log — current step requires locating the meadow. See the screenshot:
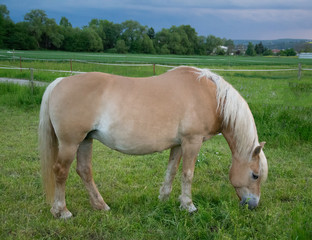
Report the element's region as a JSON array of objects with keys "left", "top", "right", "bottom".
[{"left": 0, "top": 51, "right": 312, "bottom": 239}]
